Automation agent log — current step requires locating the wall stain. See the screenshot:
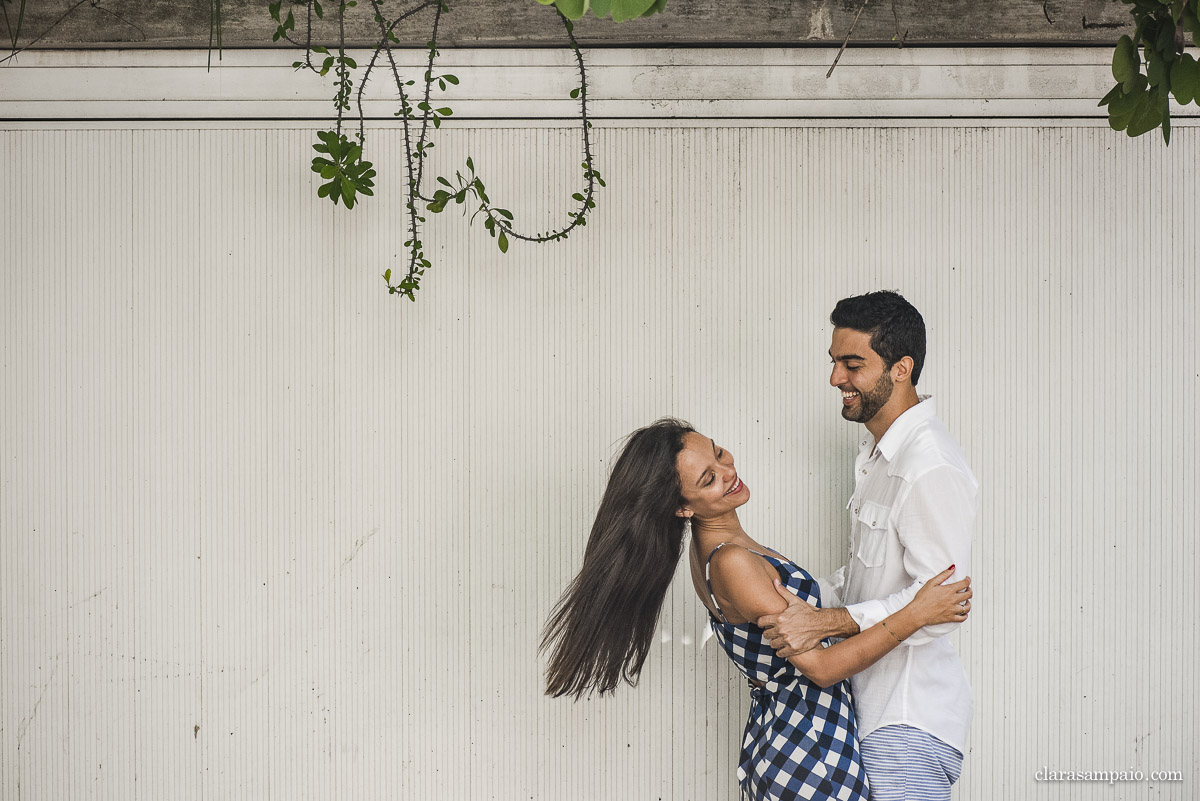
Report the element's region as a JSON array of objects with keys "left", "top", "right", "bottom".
[
  {"left": 16, "top": 654, "right": 60, "bottom": 752},
  {"left": 342, "top": 527, "right": 379, "bottom": 570}
]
